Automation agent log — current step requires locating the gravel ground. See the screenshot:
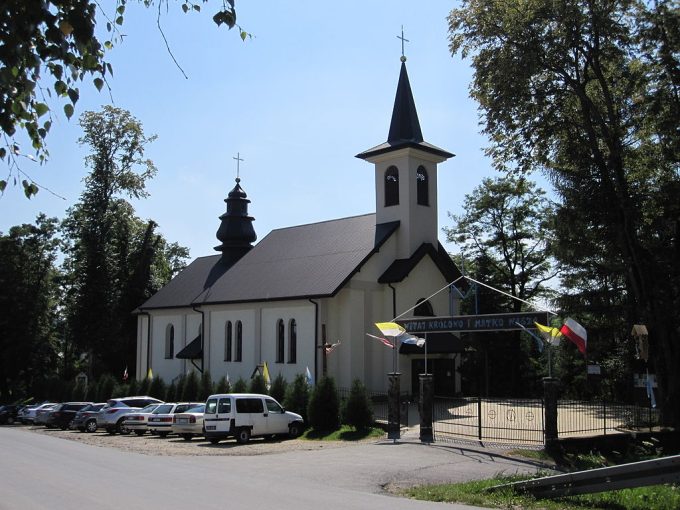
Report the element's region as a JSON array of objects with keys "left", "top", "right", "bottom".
[{"left": 24, "top": 424, "right": 371, "bottom": 457}]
